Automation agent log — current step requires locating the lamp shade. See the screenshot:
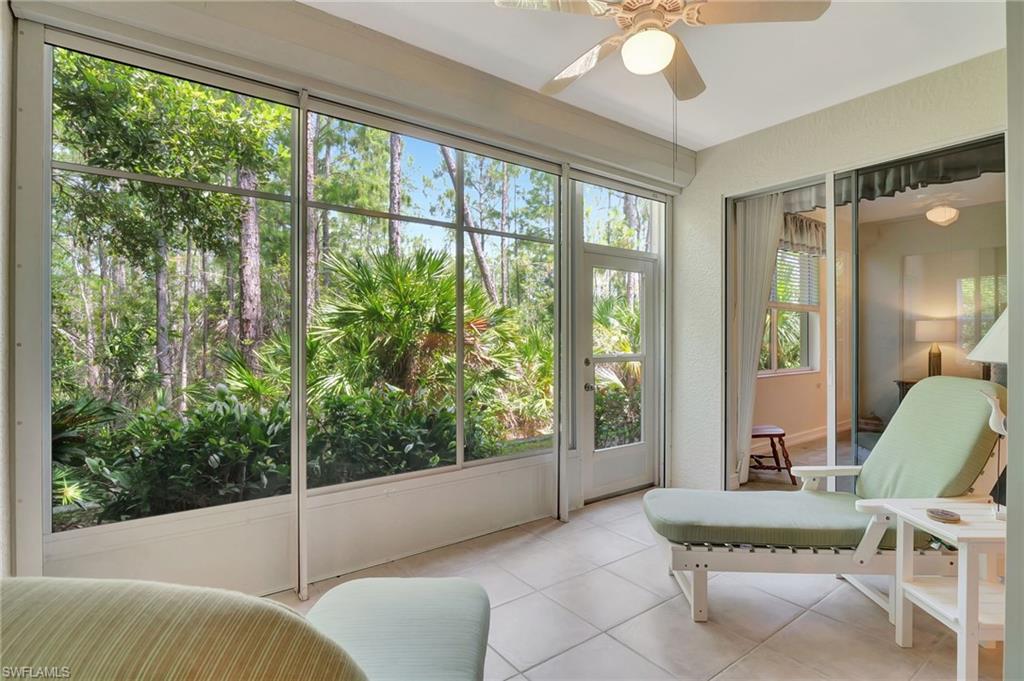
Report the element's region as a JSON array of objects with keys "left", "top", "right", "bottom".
[
  {"left": 967, "top": 309, "right": 1008, "bottom": 364},
  {"left": 914, "top": 319, "right": 956, "bottom": 343}
]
